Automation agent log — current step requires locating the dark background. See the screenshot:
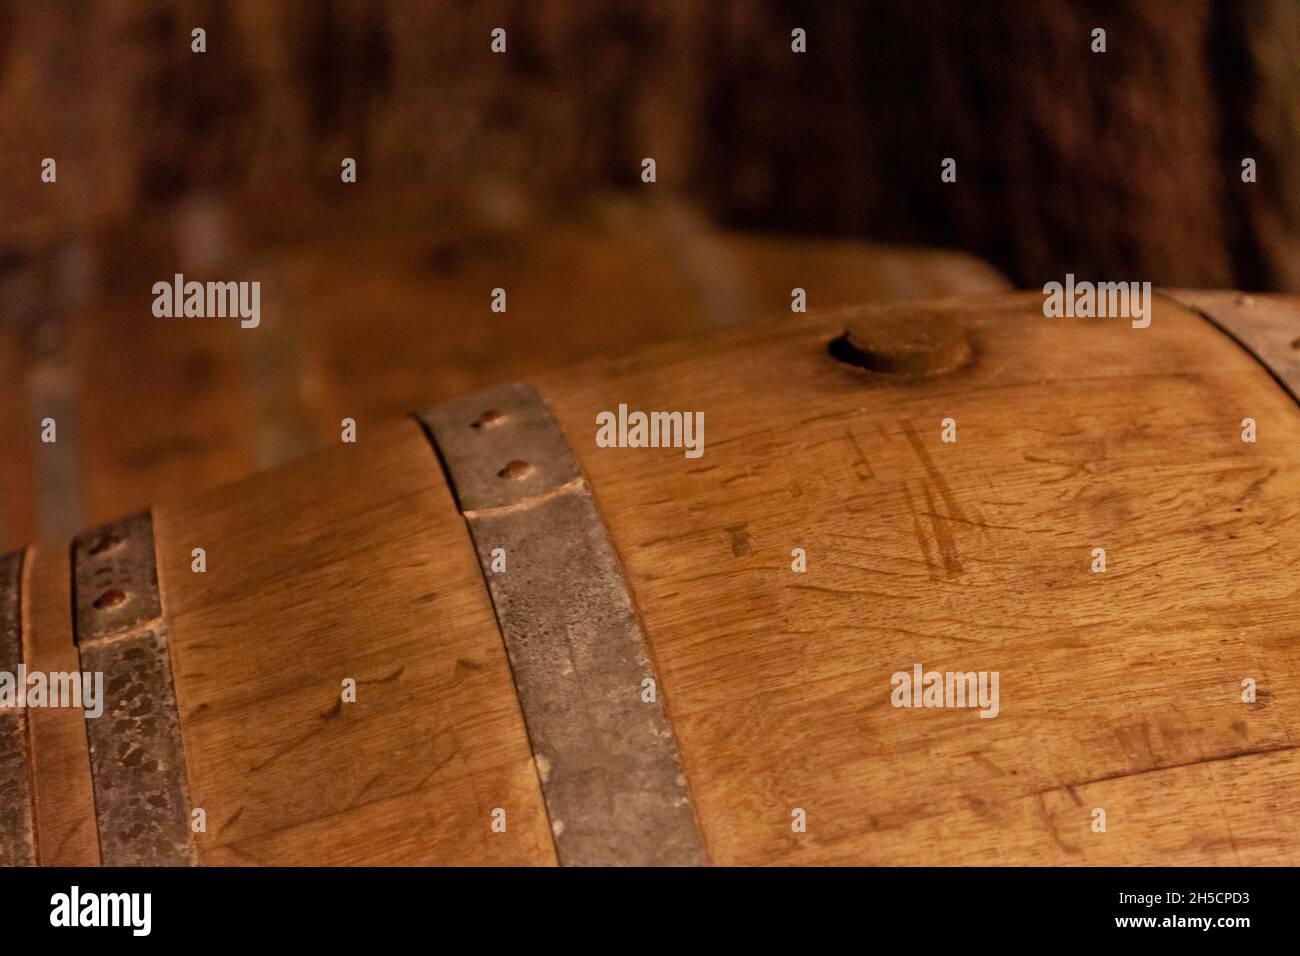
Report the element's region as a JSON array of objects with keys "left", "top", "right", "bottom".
[{"left": 4, "top": 0, "right": 1298, "bottom": 289}]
